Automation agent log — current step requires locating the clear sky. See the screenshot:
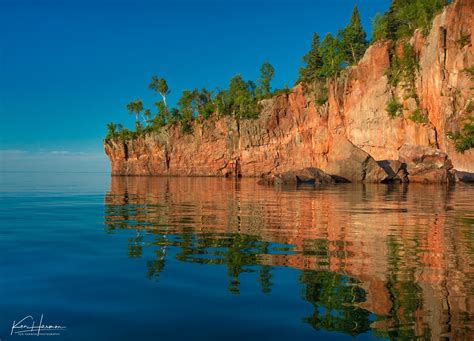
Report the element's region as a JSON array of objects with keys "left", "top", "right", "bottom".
[{"left": 0, "top": 0, "right": 390, "bottom": 172}]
